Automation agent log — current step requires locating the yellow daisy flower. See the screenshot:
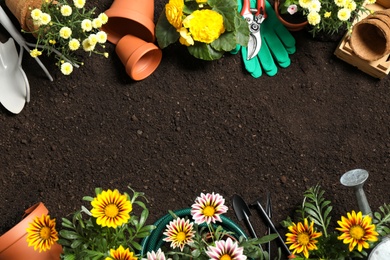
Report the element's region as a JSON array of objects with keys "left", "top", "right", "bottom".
[
  {"left": 81, "top": 19, "right": 93, "bottom": 32},
  {"left": 26, "top": 214, "right": 58, "bottom": 252},
  {"left": 31, "top": 9, "right": 42, "bottom": 21},
  {"left": 68, "top": 38, "right": 80, "bottom": 51},
  {"left": 105, "top": 245, "right": 137, "bottom": 260},
  {"left": 61, "top": 62, "right": 74, "bottom": 75},
  {"left": 91, "top": 189, "right": 132, "bottom": 228},
  {"left": 30, "top": 48, "right": 42, "bottom": 58},
  {"left": 336, "top": 210, "right": 378, "bottom": 252},
  {"left": 285, "top": 218, "right": 322, "bottom": 259},
  {"left": 163, "top": 217, "right": 195, "bottom": 251}
]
